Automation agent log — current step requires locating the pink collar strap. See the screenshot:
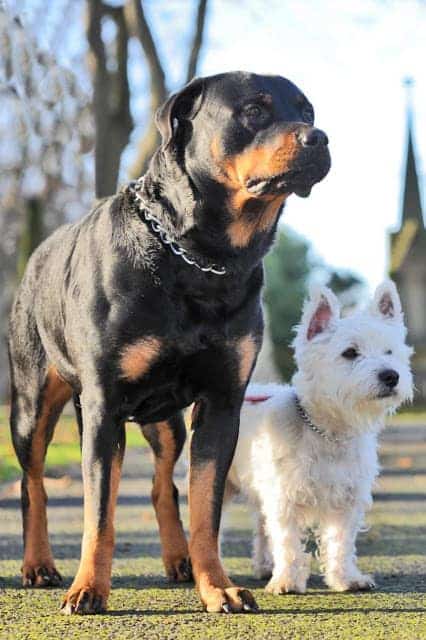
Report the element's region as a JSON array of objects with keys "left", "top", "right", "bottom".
[{"left": 244, "top": 395, "right": 272, "bottom": 404}]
